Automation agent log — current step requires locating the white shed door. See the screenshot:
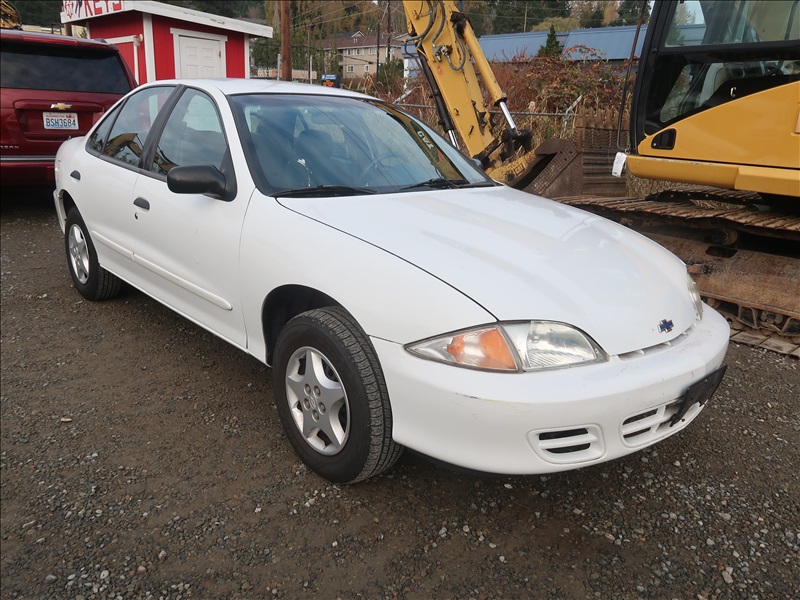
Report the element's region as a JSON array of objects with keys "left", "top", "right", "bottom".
[{"left": 178, "top": 36, "right": 223, "bottom": 78}]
